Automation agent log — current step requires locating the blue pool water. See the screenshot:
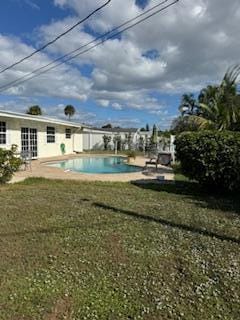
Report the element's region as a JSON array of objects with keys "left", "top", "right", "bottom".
[{"left": 47, "top": 156, "right": 142, "bottom": 174}]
